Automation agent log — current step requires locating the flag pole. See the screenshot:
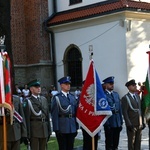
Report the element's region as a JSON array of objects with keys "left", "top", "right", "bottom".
[
  {"left": 92, "top": 137, "right": 95, "bottom": 150},
  {"left": 76, "top": 45, "right": 112, "bottom": 150},
  {"left": 89, "top": 45, "right": 93, "bottom": 60},
  {"left": 146, "top": 46, "right": 150, "bottom": 92},
  {"left": 89, "top": 45, "right": 95, "bottom": 150},
  {"left": 0, "top": 36, "right": 7, "bottom": 150},
  {"left": 3, "top": 115, "right": 7, "bottom": 150}
]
